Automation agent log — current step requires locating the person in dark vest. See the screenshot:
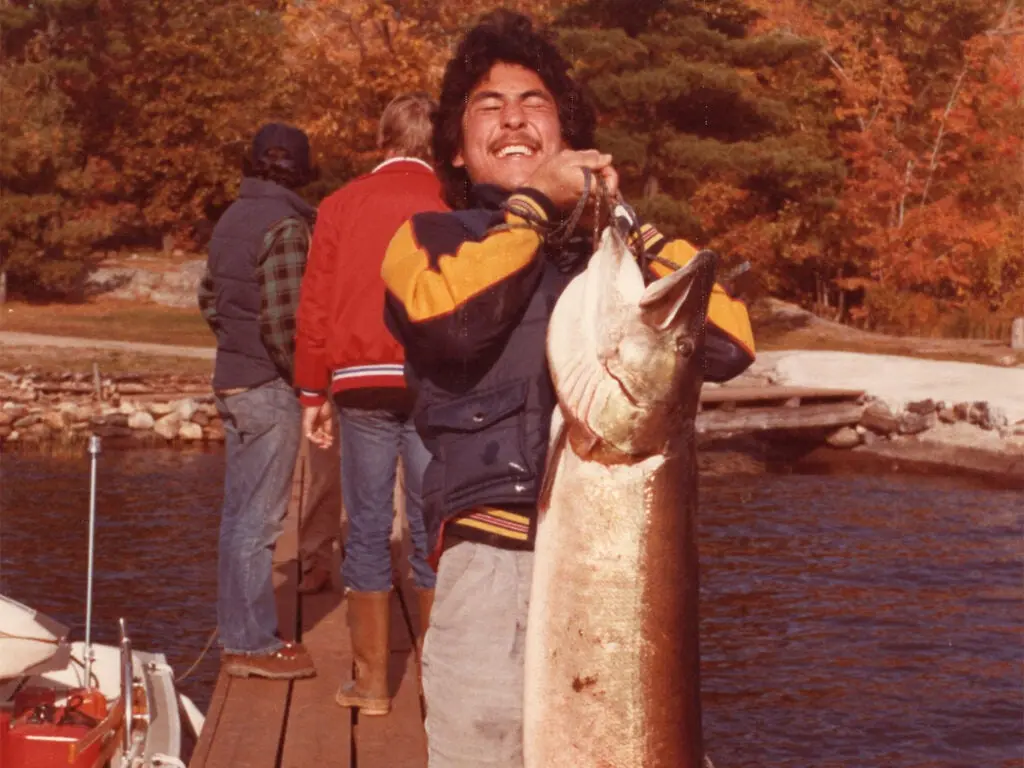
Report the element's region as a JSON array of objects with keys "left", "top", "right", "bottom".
[
  {"left": 380, "top": 11, "right": 756, "bottom": 766},
  {"left": 198, "top": 123, "right": 318, "bottom": 679}
]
